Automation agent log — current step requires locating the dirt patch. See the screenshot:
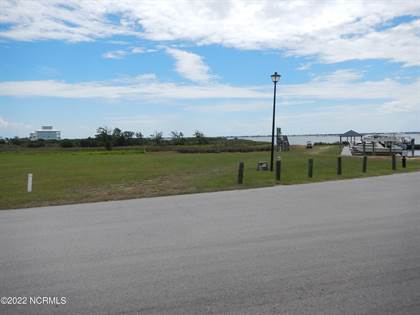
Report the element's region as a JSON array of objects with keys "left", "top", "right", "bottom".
[{"left": 67, "top": 175, "right": 198, "bottom": 203}]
